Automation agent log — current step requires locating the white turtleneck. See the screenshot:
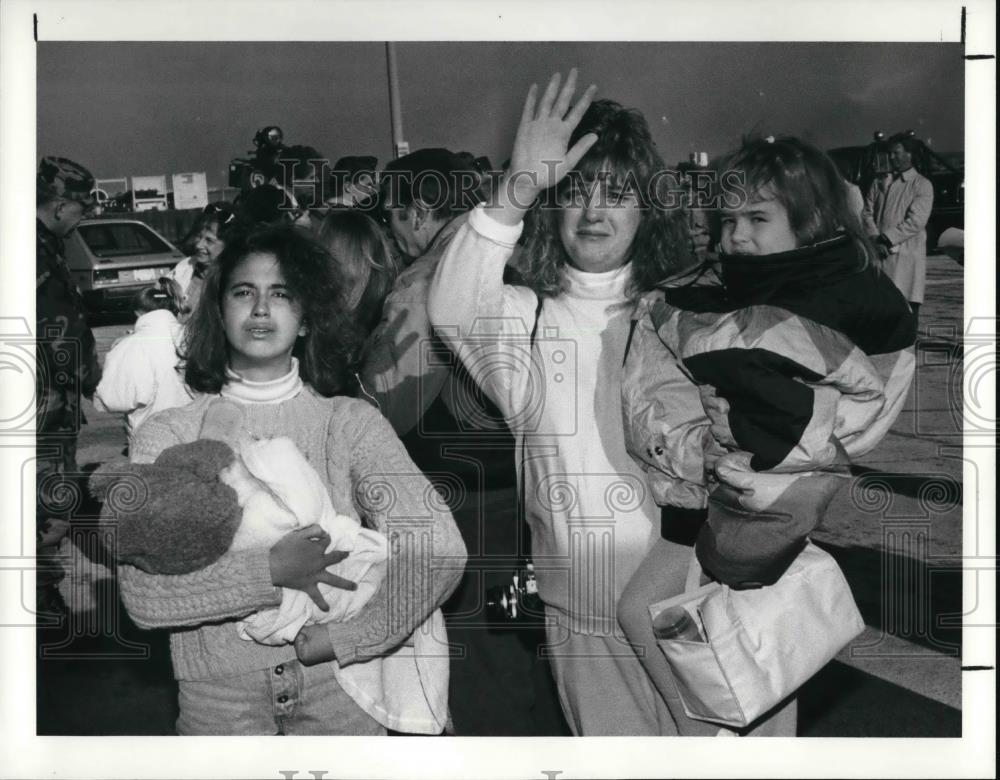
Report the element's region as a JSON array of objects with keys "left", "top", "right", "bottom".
[
  {"left": 221, "top": 358, "right": 304, "bottom": 405},
  {"left": 428, "top": 206, "right": 660, "bottom": 627}
]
